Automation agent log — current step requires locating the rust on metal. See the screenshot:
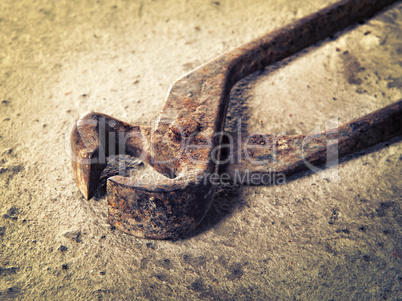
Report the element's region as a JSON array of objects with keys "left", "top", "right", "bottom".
[
  {"left": 225, "top": 100, "right": 402, "bottom": 181},
  {"left": 71, "top": 0, "right": 401, "bottom": 239}
]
